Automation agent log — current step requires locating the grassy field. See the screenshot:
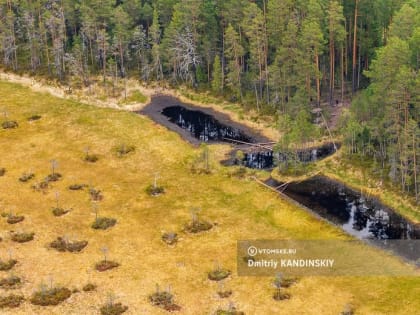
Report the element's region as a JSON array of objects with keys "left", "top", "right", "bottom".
[{"left": 0, "top": 80, "right": 419, "bottom": 314}]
